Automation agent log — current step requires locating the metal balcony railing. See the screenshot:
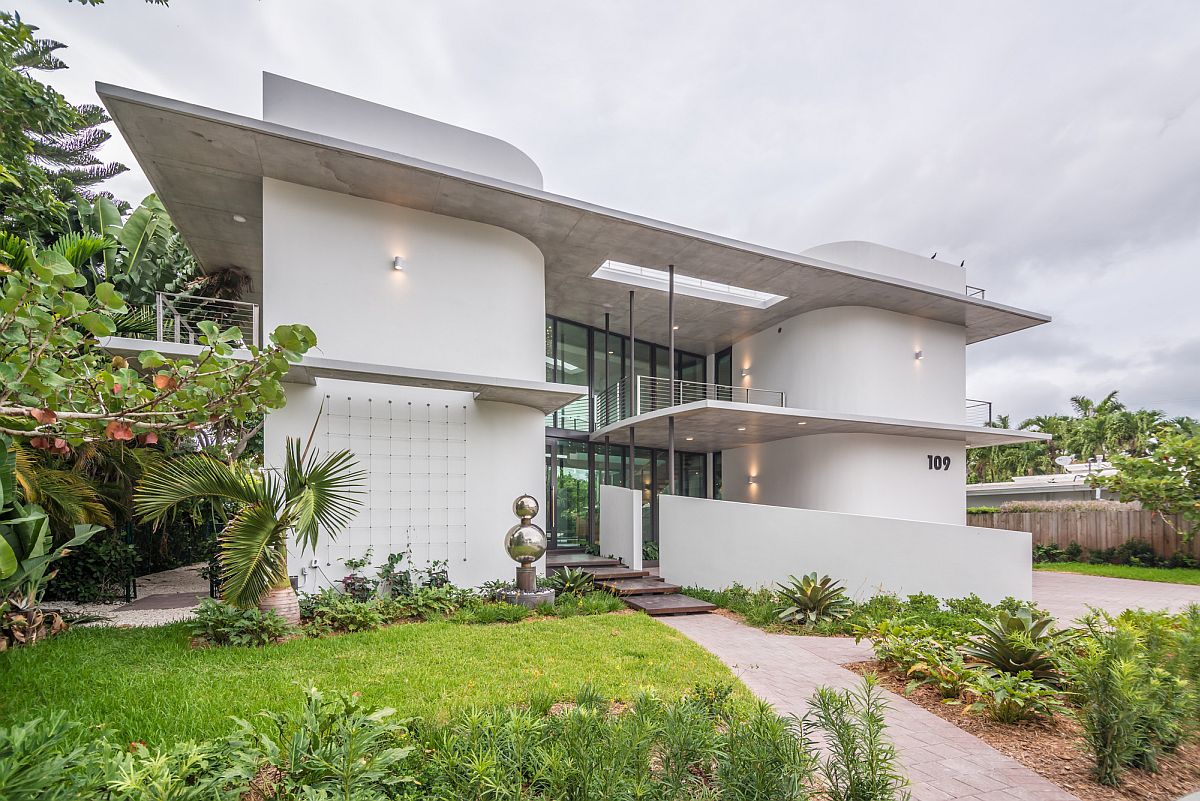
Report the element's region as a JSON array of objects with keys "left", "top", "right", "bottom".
[
  {"left": 155, "top": 292, "right": 260, "bottom": 348},
  {"left": 965, "top": 398, "right": 993, "bottom": 426},
  {"left": 546, "top": 394, "right": 591, "bottom": 432},
  {"left": 589, "top": 375, "right": 786, "bottom": 430}
]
